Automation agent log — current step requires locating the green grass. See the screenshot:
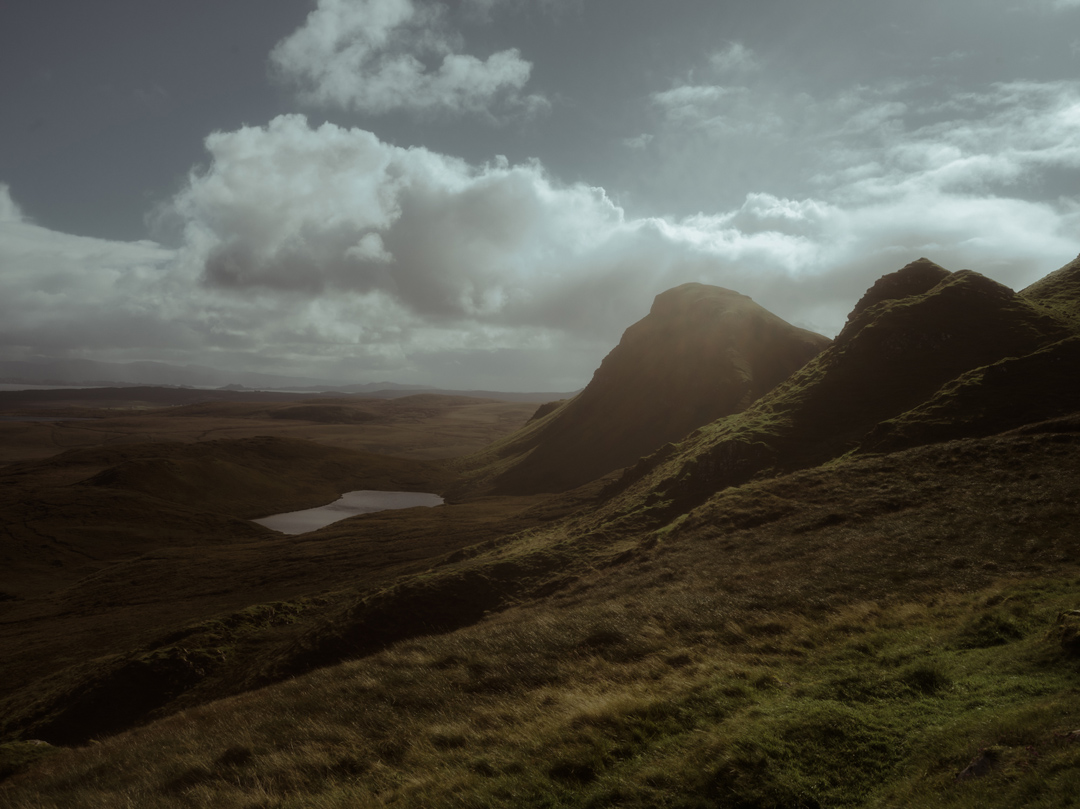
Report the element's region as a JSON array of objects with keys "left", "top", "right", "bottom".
[{"left": 4, "top": 574, "right": 1079, "bottom": 808}]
